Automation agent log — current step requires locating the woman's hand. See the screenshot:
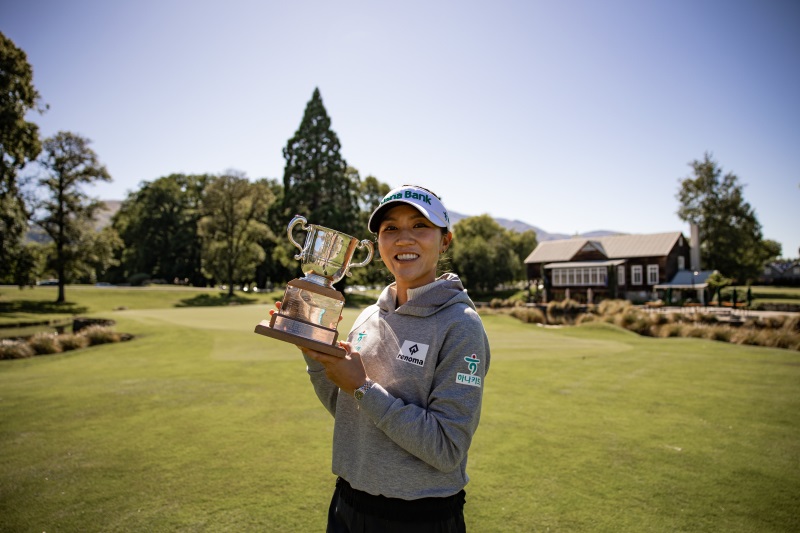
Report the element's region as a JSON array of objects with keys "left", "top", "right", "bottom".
[{"left": 302, "top": 341, "right": 368, "bottom": 396}]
